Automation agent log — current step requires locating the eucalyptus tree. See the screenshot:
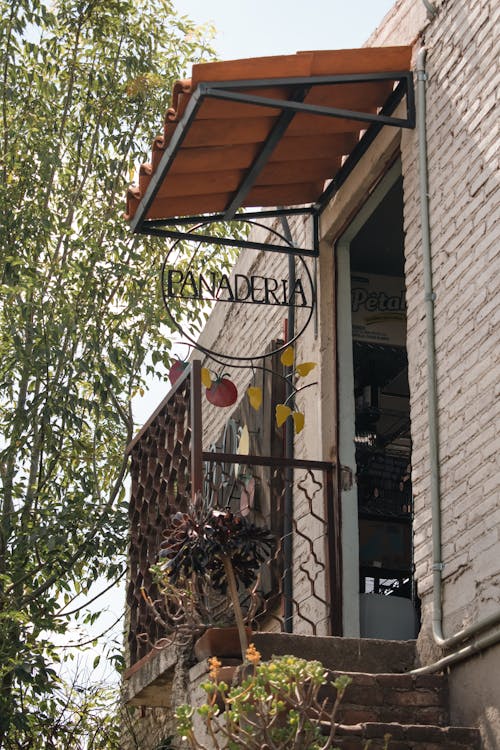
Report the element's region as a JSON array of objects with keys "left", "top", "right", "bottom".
[{"left": 0, "top": 0, "right": 219, "bottom": 744}]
